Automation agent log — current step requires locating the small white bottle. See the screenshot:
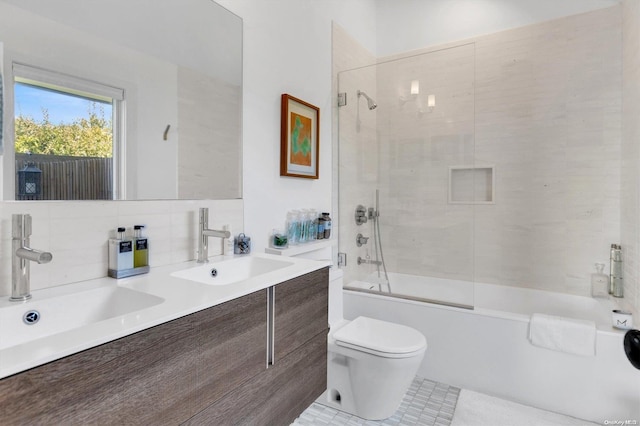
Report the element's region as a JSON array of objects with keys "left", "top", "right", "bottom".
[
  {"left": 109, "top": 227, "right": 134, "bottom": 272},
  {"left": 591, "top": 263, "right": 609, "bottom": 298}
]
